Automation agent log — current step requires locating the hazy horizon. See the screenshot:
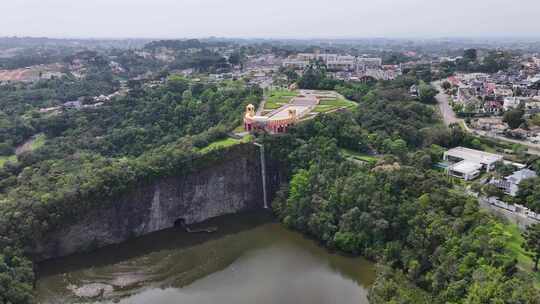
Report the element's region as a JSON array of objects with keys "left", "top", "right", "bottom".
[{"left": 1, "top": 0, "right": 540, "bottom": 39}]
